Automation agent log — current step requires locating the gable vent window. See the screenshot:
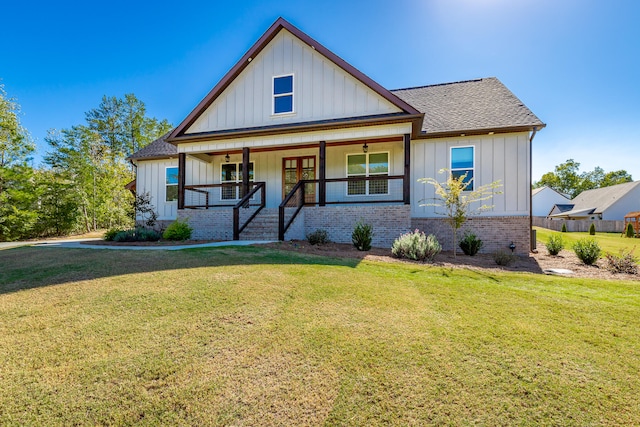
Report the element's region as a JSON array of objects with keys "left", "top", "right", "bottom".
[
  {"left": 451, "top": 146, "right": 474, "bottom": 191},
  {"left": 273, "top": 74, "right": 294, "bottom": 115}
]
